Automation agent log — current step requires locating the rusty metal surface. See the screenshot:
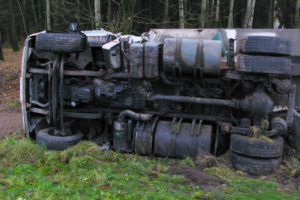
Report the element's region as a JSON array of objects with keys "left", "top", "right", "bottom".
[
  {"left": 28, "top": 68, "right": 104, "bottom": 77},
  {"left": 103, "top": 39, "right": 121, "bottom": 69},
  {"left": 129, "top": 43, "right": 143, "bottom": 78},
  {"left": 286, "top": 85, "right": 296, "bottom": 127},
  {"left": 144, "top": 42, "right": 159, "bottom": 78}
]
